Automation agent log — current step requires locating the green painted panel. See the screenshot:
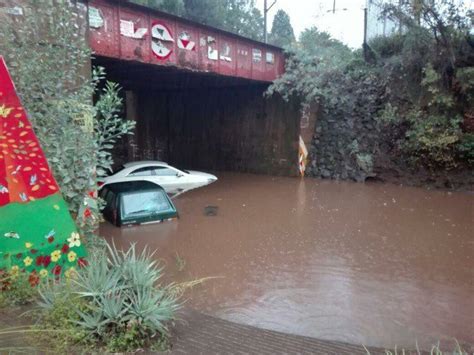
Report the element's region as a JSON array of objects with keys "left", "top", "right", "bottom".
[{"left": 0, "top": 193, "right": 87, "bottom": 280}]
